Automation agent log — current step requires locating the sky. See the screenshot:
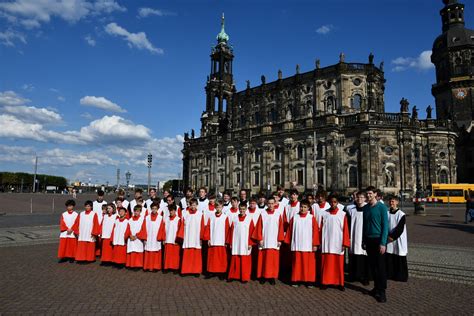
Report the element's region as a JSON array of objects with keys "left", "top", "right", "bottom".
[{"left": 0, "top": 0, "right": 472, "bottom": 186}]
